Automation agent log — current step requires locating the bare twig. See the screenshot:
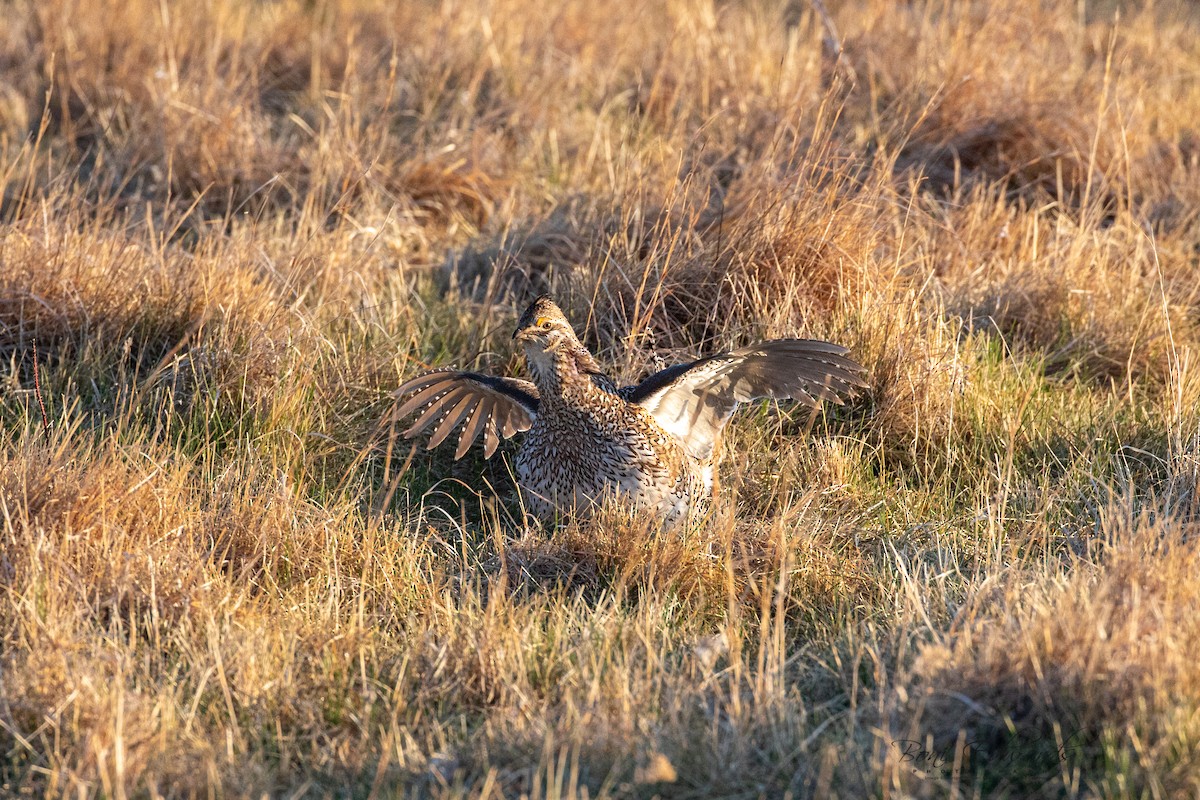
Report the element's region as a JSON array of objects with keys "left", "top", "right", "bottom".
[
  {"left": 810, "top": 0, "right": 855, "bottom": 87},
  {"left": 32, "top": 339, "right": 50, "bottom": 437}
]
